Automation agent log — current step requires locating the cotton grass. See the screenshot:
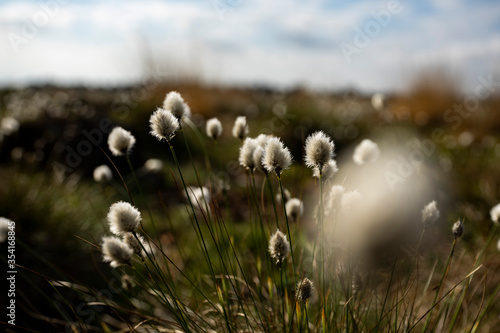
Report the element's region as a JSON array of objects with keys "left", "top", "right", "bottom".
[
  {"left": 102, "top": 236, "right": 134, "bottom": 268},
  {"left": 149, "top": 108, "right": 180, "bottom": 143},
  {"left": 185, "top": 186, "right": 210, "bottom": 211},
  {"left": 143, "top": 159, "right": 163, "bottom": 174},
  {"left": 304, "top": 131, "right": 335, "bottom": 171},
  {"left": 206, "top": 118, "right": 223, "bottom": 141},
  {"left": 124, "top": 232, "right": 145, "bottom": 256},
  {"left": 269, "top": 229, "right": 290, "bottom": 266},
  {"left": 163, "top": 91, "right": 190, "bottom": 120},
  {"left": 232, "top": 116, "right": 249, "bottom": 141},
  {"left": 108, "top": 127, "right": 136, "bottom": 156},
  {"left": 490, "top": 203, "right": 500, "bottom": 224},
  {"left": 353, "top": 139, "right": 380, "bottom": 165},
  {"left": 1, "top": 117, "right": 20, "bottom": 136},
  {"left": 107, "top": 201, "right": 142, "bottom": 235},
  {"left": 93, "top": 165, "right": 112, "bottom": 183},
  {"left": 285, "top": 198, "right": 303, "bottom": 222},
  {"left": 452, "top": 220, "right": 464, "bottom": 238},
  {"left": 422, "top": 200, "right": 440, "bottom": 225},
  {"left": 263, "top": 137, "right": 292, "bottom": 175},
  {"left": 296, "top": 277, "right": 314, "bottom": 303},
  {"left": 313, "top": 159, "right": 338, "bottom": 181},
  {"left": 239, "top": 137, "right": 259, "bottom": 171}
]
